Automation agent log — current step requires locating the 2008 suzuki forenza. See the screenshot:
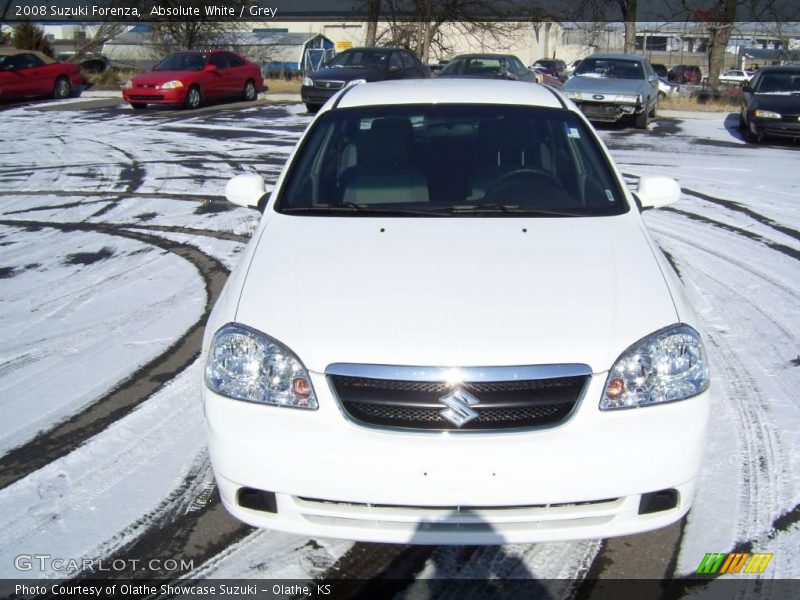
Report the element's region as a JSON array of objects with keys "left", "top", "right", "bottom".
[{"left": 202, "top": 79, "right": 710, "bottom": 544}]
